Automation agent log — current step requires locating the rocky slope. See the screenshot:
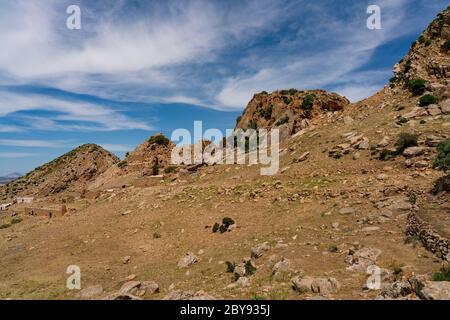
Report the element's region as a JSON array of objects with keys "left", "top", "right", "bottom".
[{"left": 0, "top": 144, "right": 119, "bottom": 201}]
